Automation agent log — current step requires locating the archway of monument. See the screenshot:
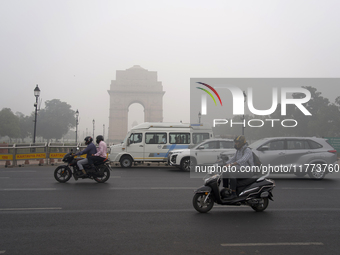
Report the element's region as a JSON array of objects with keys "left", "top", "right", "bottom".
[{"left": 128, "top": 102, "right": 145, "bottom": 131}]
